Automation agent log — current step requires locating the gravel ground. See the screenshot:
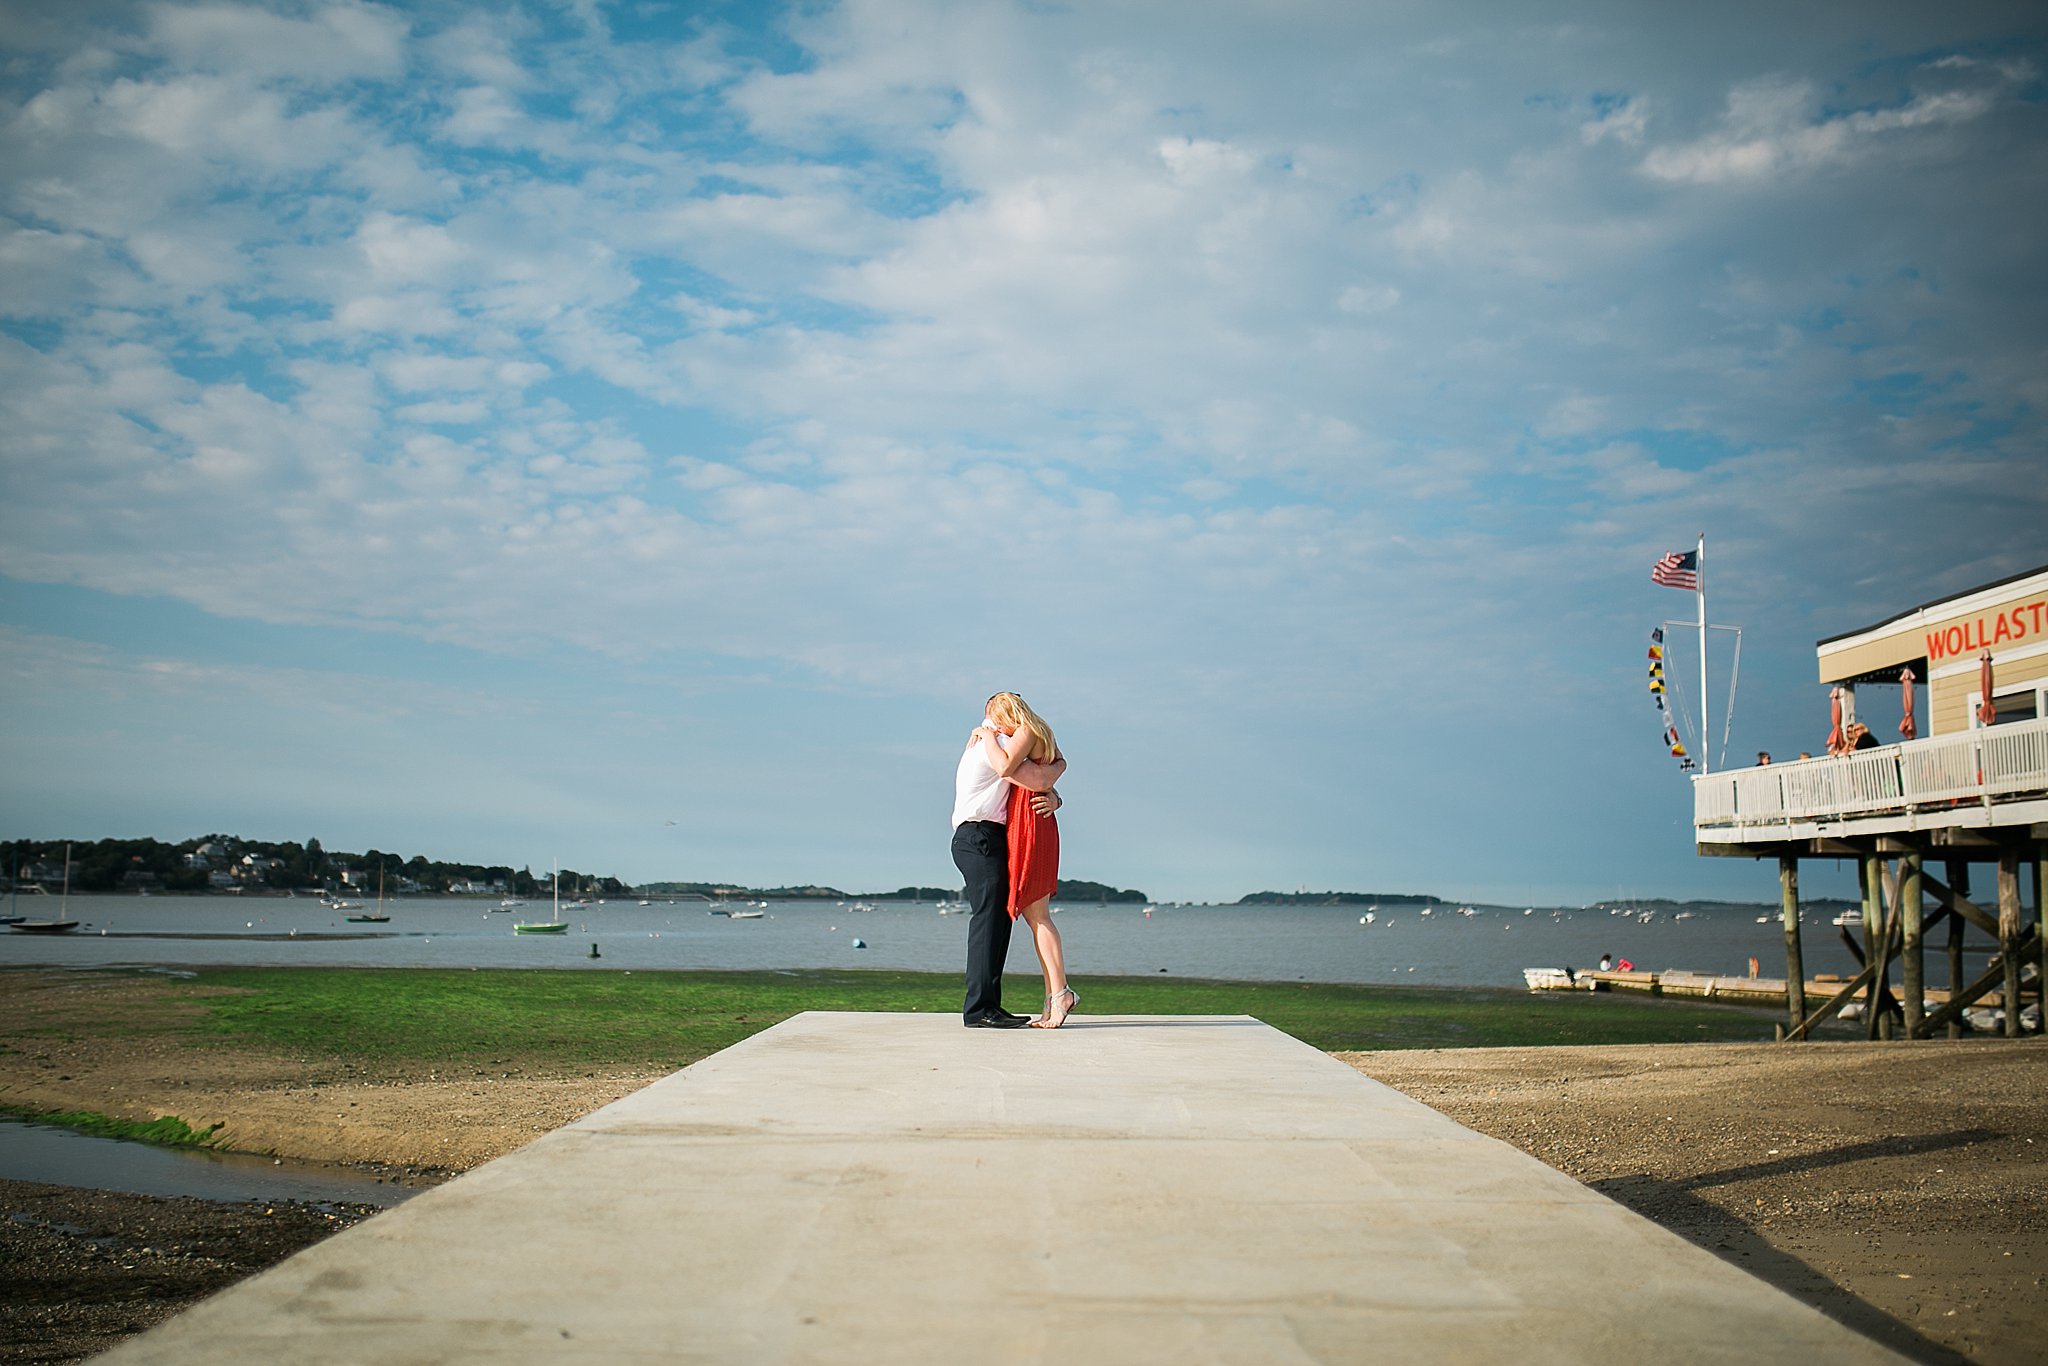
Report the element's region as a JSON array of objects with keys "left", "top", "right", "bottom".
[
  {"left": 1346, "top": 1039, "right": 2048, "bottom": 1366},
  {"left": 0, "top": 1179, "right": 377, "bottom": 1363}
]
